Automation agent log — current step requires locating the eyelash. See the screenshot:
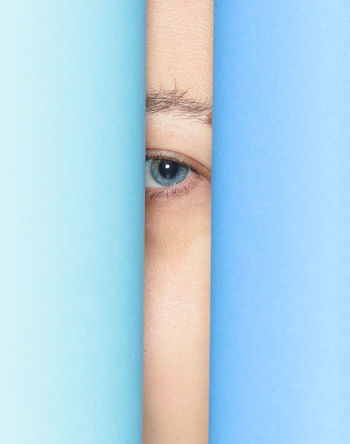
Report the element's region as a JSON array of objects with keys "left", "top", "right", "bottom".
[{"left": 145, "top": 151, "right": 203, "bottom": 201}]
